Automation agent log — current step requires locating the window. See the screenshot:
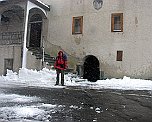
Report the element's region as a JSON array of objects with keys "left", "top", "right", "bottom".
[
  {"left": 72, "top": 16, "right": 83, "bottom": 34},
  {"left": 4, "top": 59, "right": 13, "bottom": 75},
  {"left": 111, "top": 13, "right": 123, "bottom": 32},
  {"left": 117, "top": 51, "right": 123, "bottom": 61},
  {"left": 28, "top": 14, "right": 42, "bottom": 47}
]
